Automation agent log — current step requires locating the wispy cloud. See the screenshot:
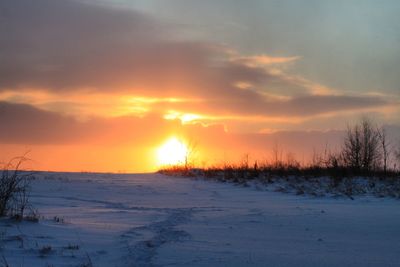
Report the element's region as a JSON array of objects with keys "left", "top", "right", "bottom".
[{"left": 230, "top": 54, "right": 301, "bottom": 68}]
